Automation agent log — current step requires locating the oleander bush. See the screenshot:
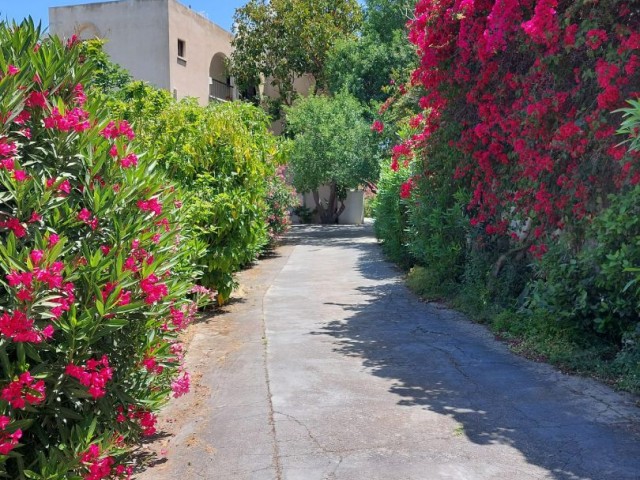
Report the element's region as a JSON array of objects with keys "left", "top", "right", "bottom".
[{"left": 0, "top": 20, "right": 209, "bottom": 478}]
